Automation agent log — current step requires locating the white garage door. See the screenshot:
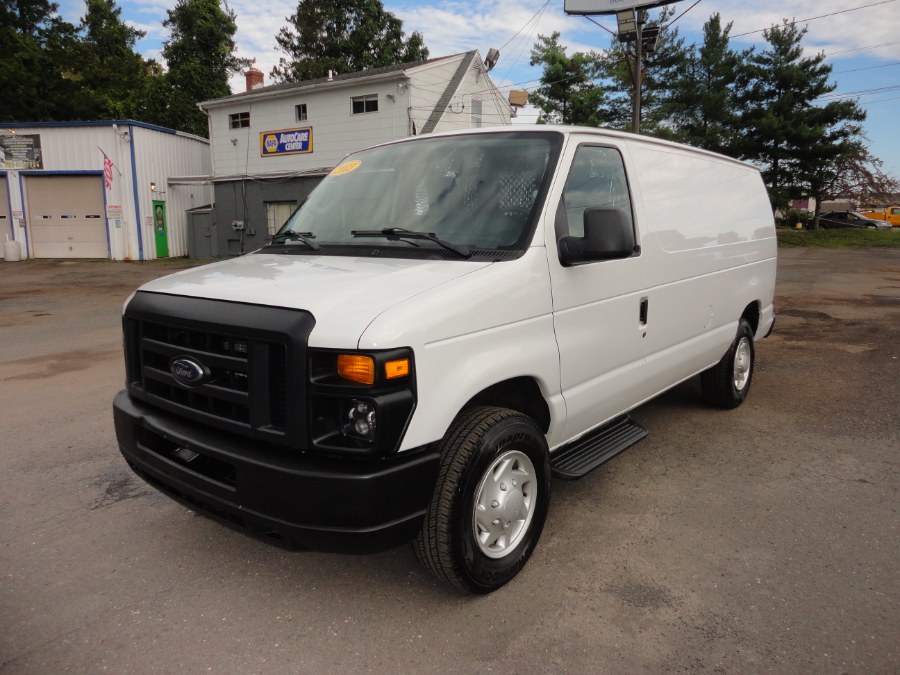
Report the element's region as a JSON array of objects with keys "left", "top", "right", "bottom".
[
  {"left": 26, "top": 175, "right": 108, "bottom": 258},
  {"left": 0, "top": 176, "right": 11, "bottom": 237}
]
